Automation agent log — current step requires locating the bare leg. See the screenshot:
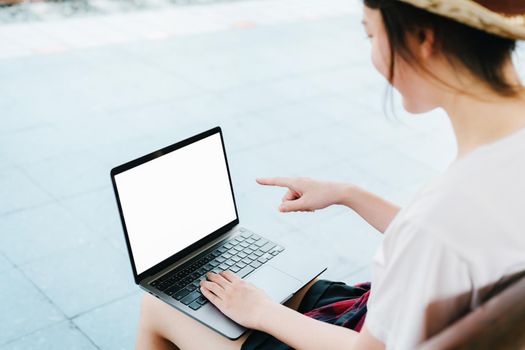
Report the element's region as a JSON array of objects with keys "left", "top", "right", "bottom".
[{"left": 136, "top": 278, "right": 319, "bottom": 350}]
